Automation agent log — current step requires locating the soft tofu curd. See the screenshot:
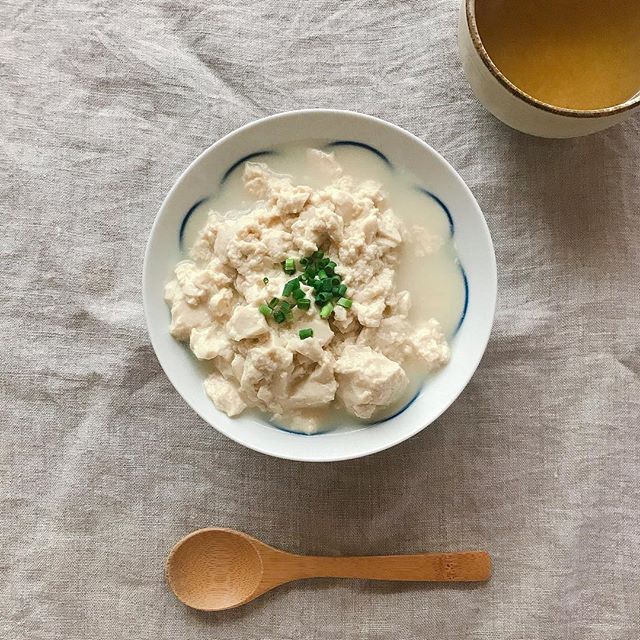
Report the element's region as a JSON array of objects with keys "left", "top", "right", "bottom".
[{"left": 165, "top": 144, "right": 465, "bottom": 433}]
